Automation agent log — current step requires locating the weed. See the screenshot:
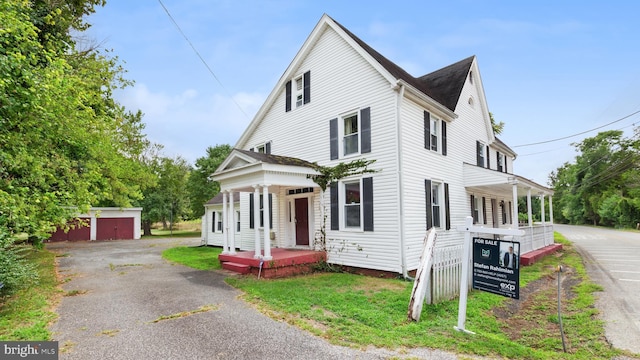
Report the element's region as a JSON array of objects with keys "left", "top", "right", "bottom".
[{"left": 150, "top": 304, "right": 219, "bottom": 323}]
